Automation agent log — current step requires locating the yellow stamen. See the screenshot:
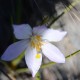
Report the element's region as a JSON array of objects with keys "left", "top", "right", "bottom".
[
  {"left": 36, "top": 53, "right": 41, "bottom": 59},
  {"left": 30, "top": 35, "right": 42, "bottom": 52},
  {"left": 35, "top": 35, "right": 41, "bottom": 41}
]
